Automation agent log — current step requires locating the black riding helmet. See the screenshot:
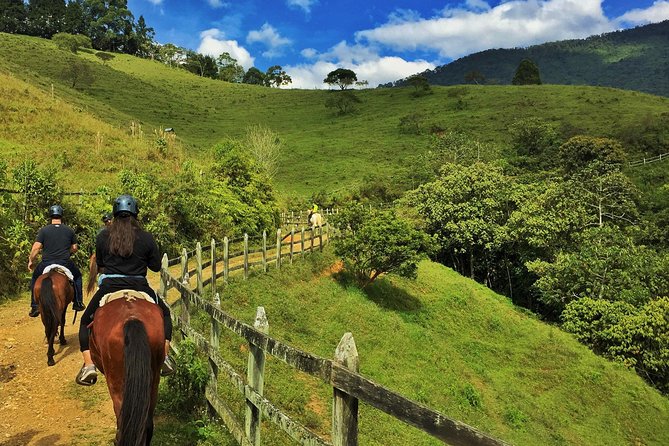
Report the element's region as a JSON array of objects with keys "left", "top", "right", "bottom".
[
  {"left": 112, "top": 194, "right": 139, "bottom": 217},
  {"left": 101, "top": 212, "right": 113, "bottom": 223},
  {"left": 48, "top": 204, "right": 63, "bottom": 219}
]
